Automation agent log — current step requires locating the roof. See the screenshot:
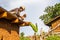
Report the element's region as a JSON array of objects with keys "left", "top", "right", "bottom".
[
  {"left": 0, "top": 7, "right": 30, "bottom": 27},
  {"left": 46, "top": 15, "right": 60, "bottom": 26}
]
